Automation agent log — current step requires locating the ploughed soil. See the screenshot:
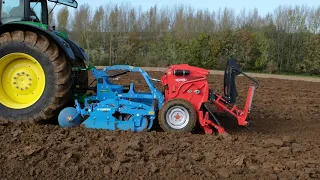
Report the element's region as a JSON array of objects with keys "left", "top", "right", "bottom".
[{"left": 0, "top": 71, "right": 320, "bottom": 179}]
